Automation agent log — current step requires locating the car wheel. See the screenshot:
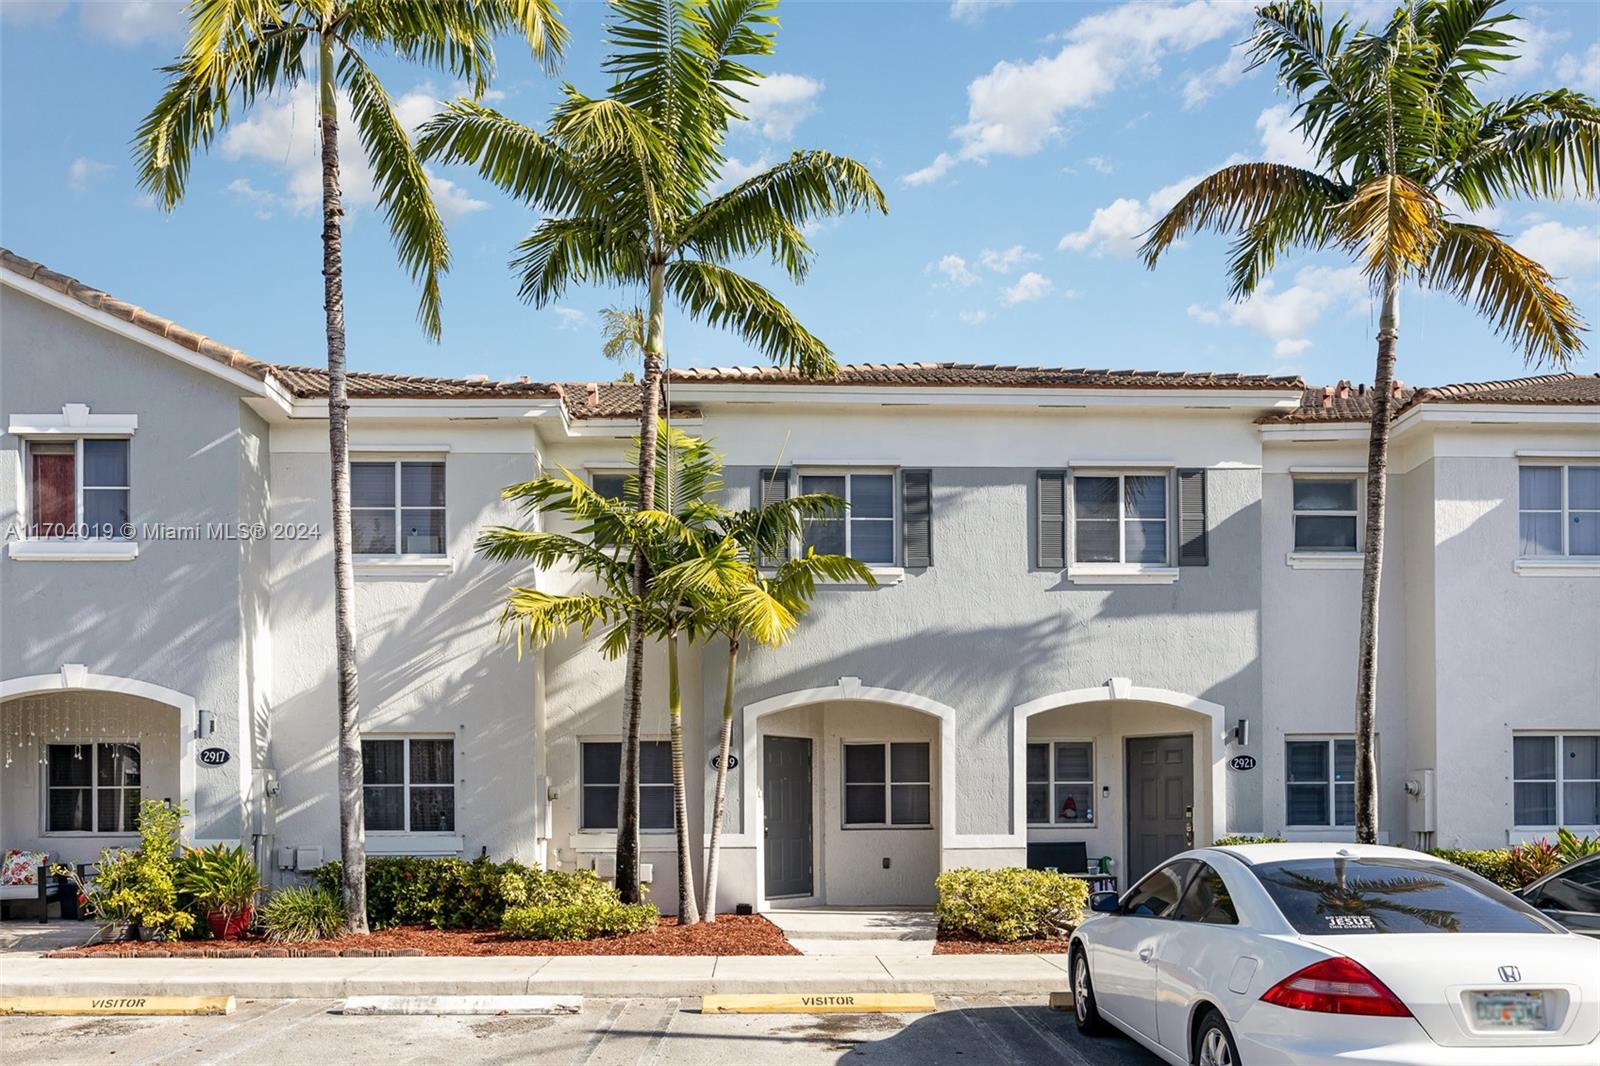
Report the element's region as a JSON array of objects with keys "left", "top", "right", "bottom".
[
  {"left": 1070, "top": 946, "right": 1106, "bottom": 1035},
  {"left": 1194, "top": 1008, "right": 1240, "bottom": 1066}
]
